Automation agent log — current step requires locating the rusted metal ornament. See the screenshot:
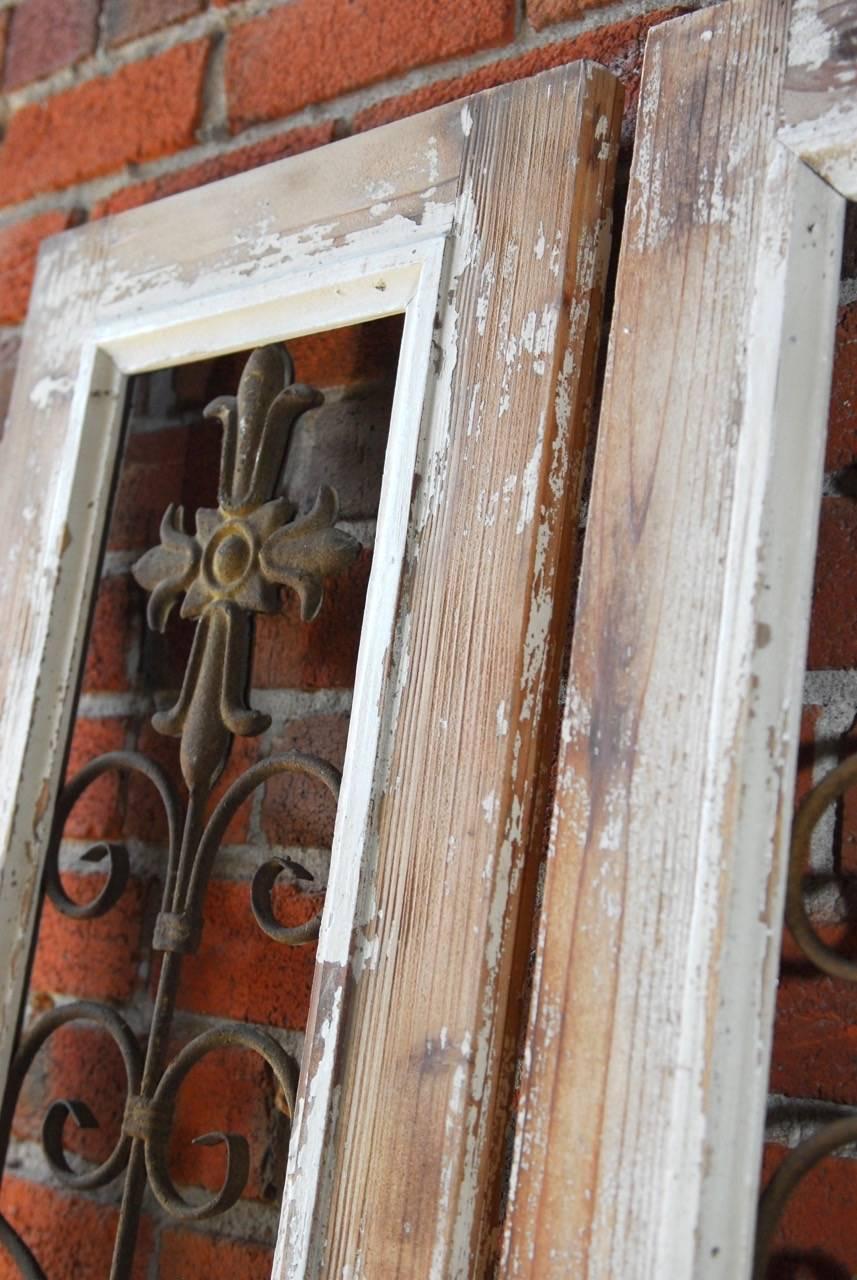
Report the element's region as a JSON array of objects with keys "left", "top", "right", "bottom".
[
  {"left": 0, "top": 345, "right": 359, "bottom": 1278},
  {"left": 132, "top": 343, "right": 359, "bottom": 791}
]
